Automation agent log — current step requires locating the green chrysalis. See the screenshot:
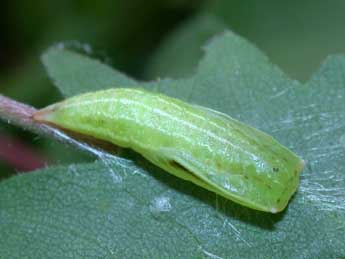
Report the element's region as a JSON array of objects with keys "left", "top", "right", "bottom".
[{"left": 33, "top": 88, "right": 304, "bottom": 213}]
